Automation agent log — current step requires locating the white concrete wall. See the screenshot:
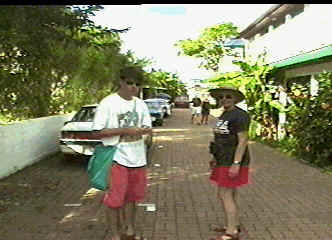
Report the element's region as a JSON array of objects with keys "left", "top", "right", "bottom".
[
  {"left": 220, "top": 55, "right": 242, "bottom": 73},
  {"left": 0, "top": 114, "right": 72, "bottom": 180},
  {"left": 247, "top": 4, "right": 332, "bottom": 63}
]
